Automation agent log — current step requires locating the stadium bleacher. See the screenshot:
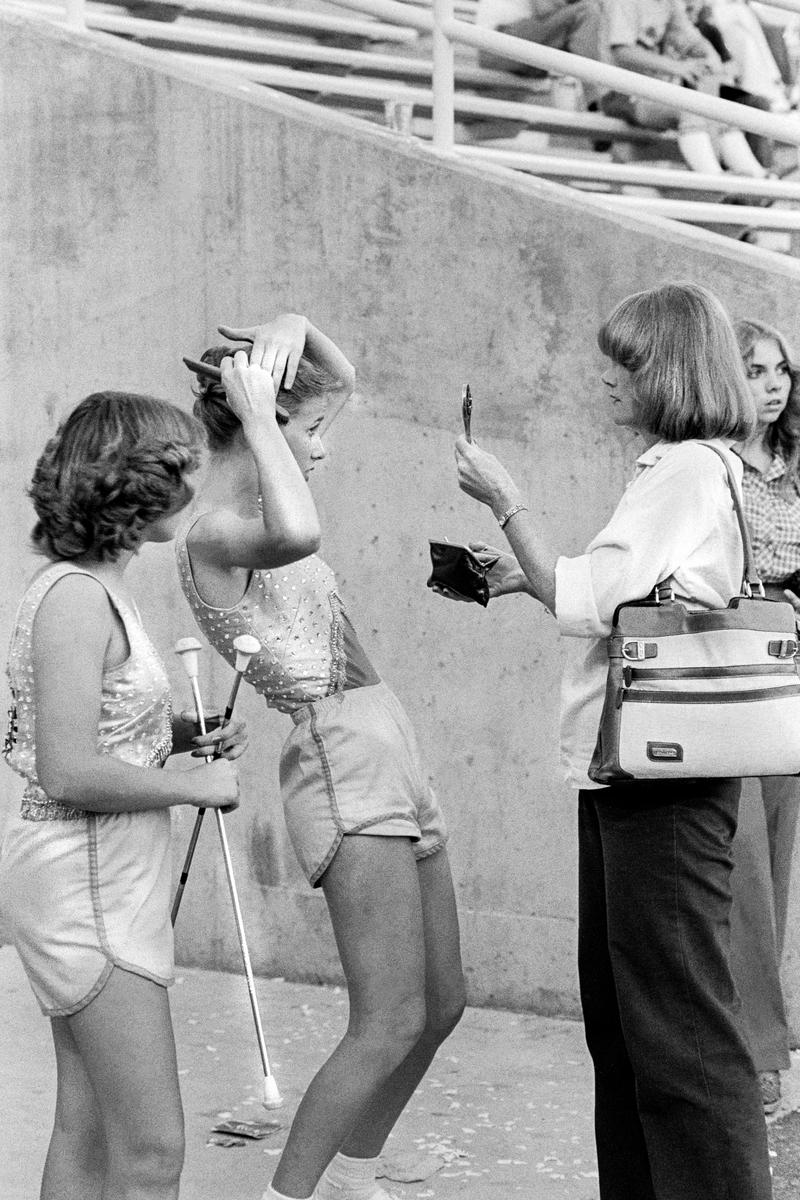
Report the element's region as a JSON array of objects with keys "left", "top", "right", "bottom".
[{"left": 6, "top": 0, "right": 800, "bottom": 251}]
